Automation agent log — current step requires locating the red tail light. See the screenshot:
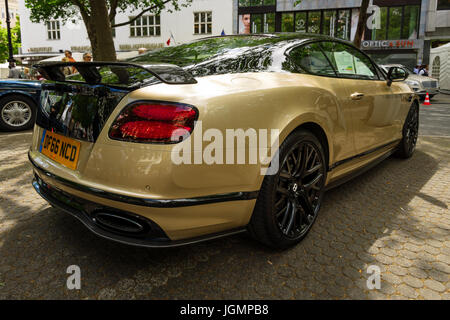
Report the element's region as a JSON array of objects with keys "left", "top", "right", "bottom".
[{"left": 109, "top": 102, "right": 198, "bottom": 143}]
